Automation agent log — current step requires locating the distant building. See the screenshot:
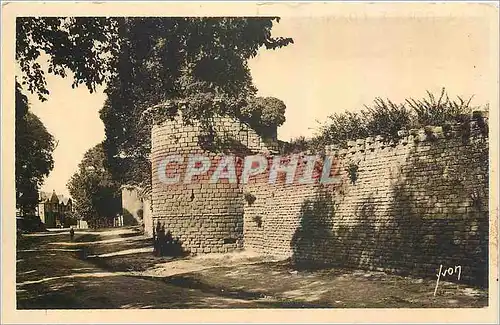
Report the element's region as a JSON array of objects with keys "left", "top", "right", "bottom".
[
  {"left": 121, "top": 185, "right": 152, "bottom": 231},
  {"left": 76, "top": 219, "right": 89, "bottom": 229},
  {"left": 37, "top": 190, "right": 74, "bottom": 228}
]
